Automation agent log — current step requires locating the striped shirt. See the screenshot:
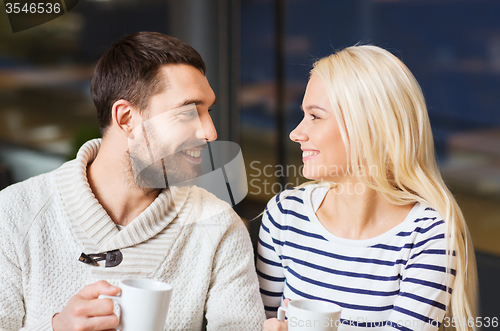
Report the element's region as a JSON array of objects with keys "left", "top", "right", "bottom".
[{"left": 257, "top": 184, "right": 455, "bottom": 331}]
